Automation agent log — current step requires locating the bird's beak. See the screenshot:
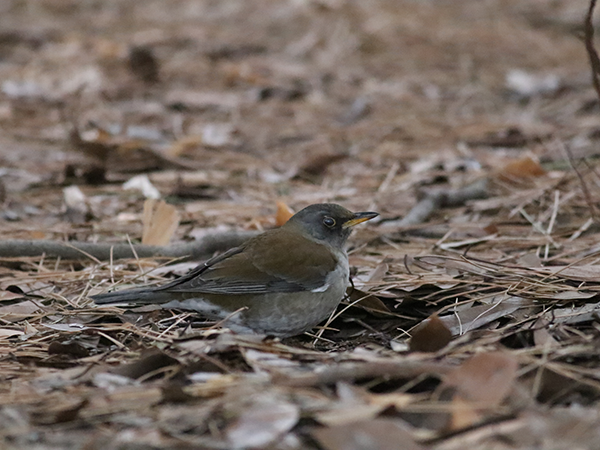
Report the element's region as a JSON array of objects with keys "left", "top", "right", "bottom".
[{"left": 342, "top": 211, "right": 379, "bottom": 228}]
